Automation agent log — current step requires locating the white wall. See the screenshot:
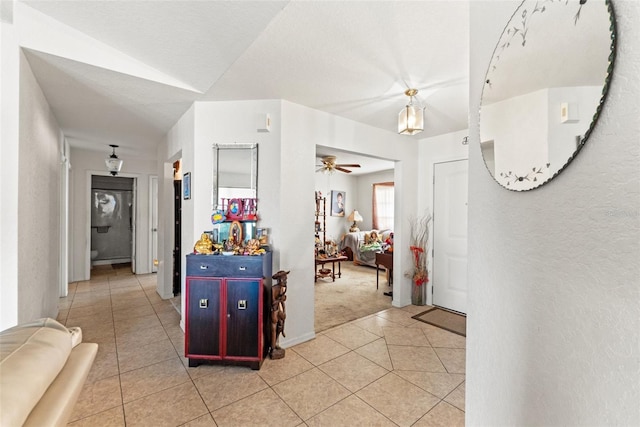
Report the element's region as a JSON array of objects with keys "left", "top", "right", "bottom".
[
  {"left": 10, "top": 50, "right": 63, "bottom": 326},
  {"left": 69, "top": 147, "right": 157, "bottom": 282},
  {"left": 2, "top": 14, "right": 67, "bottom": 329},
  {"left": 467, "top": 2, "right": 640, "bottom": 425},
  {"left": 1, "top": 17, "right": 21, "bottom": 330},
  {"left": 315, "top": 170, "right": 357, "bottom": 241}
]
